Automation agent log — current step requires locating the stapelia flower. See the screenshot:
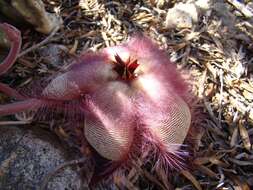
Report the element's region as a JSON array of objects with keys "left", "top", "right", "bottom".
[
  {"left": 83, "top": 34, "right": 194, "bottom": 184},
  {"left": 0, "top": 23, "right": 194, "bottom": 186}
]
